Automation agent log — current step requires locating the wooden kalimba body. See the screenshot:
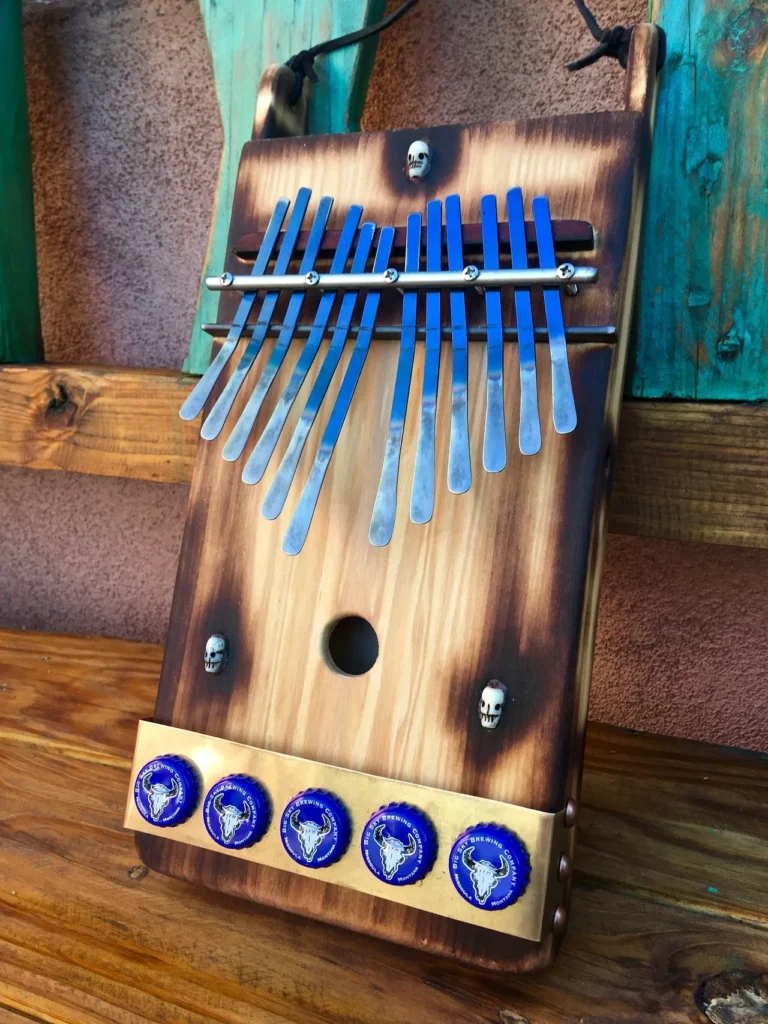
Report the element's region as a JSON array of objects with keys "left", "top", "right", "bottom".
[{"left": 126, "top": 27, "right": 659, "bottom": 973}]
